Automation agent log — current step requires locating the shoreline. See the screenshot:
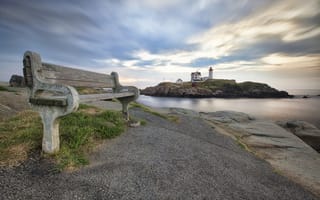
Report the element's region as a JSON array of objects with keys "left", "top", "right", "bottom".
[
  {"left": 141, "top": 93, "right": 320, "bottom": 99},
  {"left": 137, "top": 94, "right": 320, "bottom": 129},
  {"left": 88, "top": 100, "right": 320, "bottom": 197},
  {"left": 0, "top": 85, "right": 319, "bottom": 198}
]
